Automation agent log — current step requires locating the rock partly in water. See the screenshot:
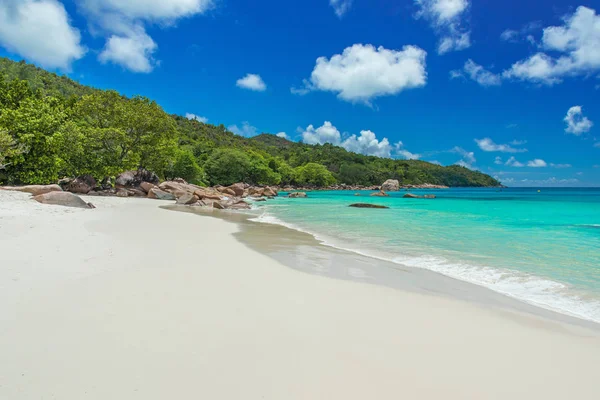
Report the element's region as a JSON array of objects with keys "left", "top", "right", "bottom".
[
  {"left": 349, "top": 203, "right": 389, "bottom": 209},
  {"left": 370, "top": 190, "right": 389, "bottom": 197},
  {"left": 403, "top": 193, "right": 436, "bottom": 199},
  {"left": 0, "top": 184, "right": 63, "bottom": 196},
  {"left": 148, "top": 188, "right": 176, "bottom": 200},
  {"left": 288, "top": 192, "right": 307, "bottom": 198},
  {"left": 59, "top": 175, "right": 96, "bottom": 194},
  {"left": 381, "top": 179, "right": 400, "bottom": 192},
  {"left": 33, "top": 192, "right": 94, "bottom": 209}
]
